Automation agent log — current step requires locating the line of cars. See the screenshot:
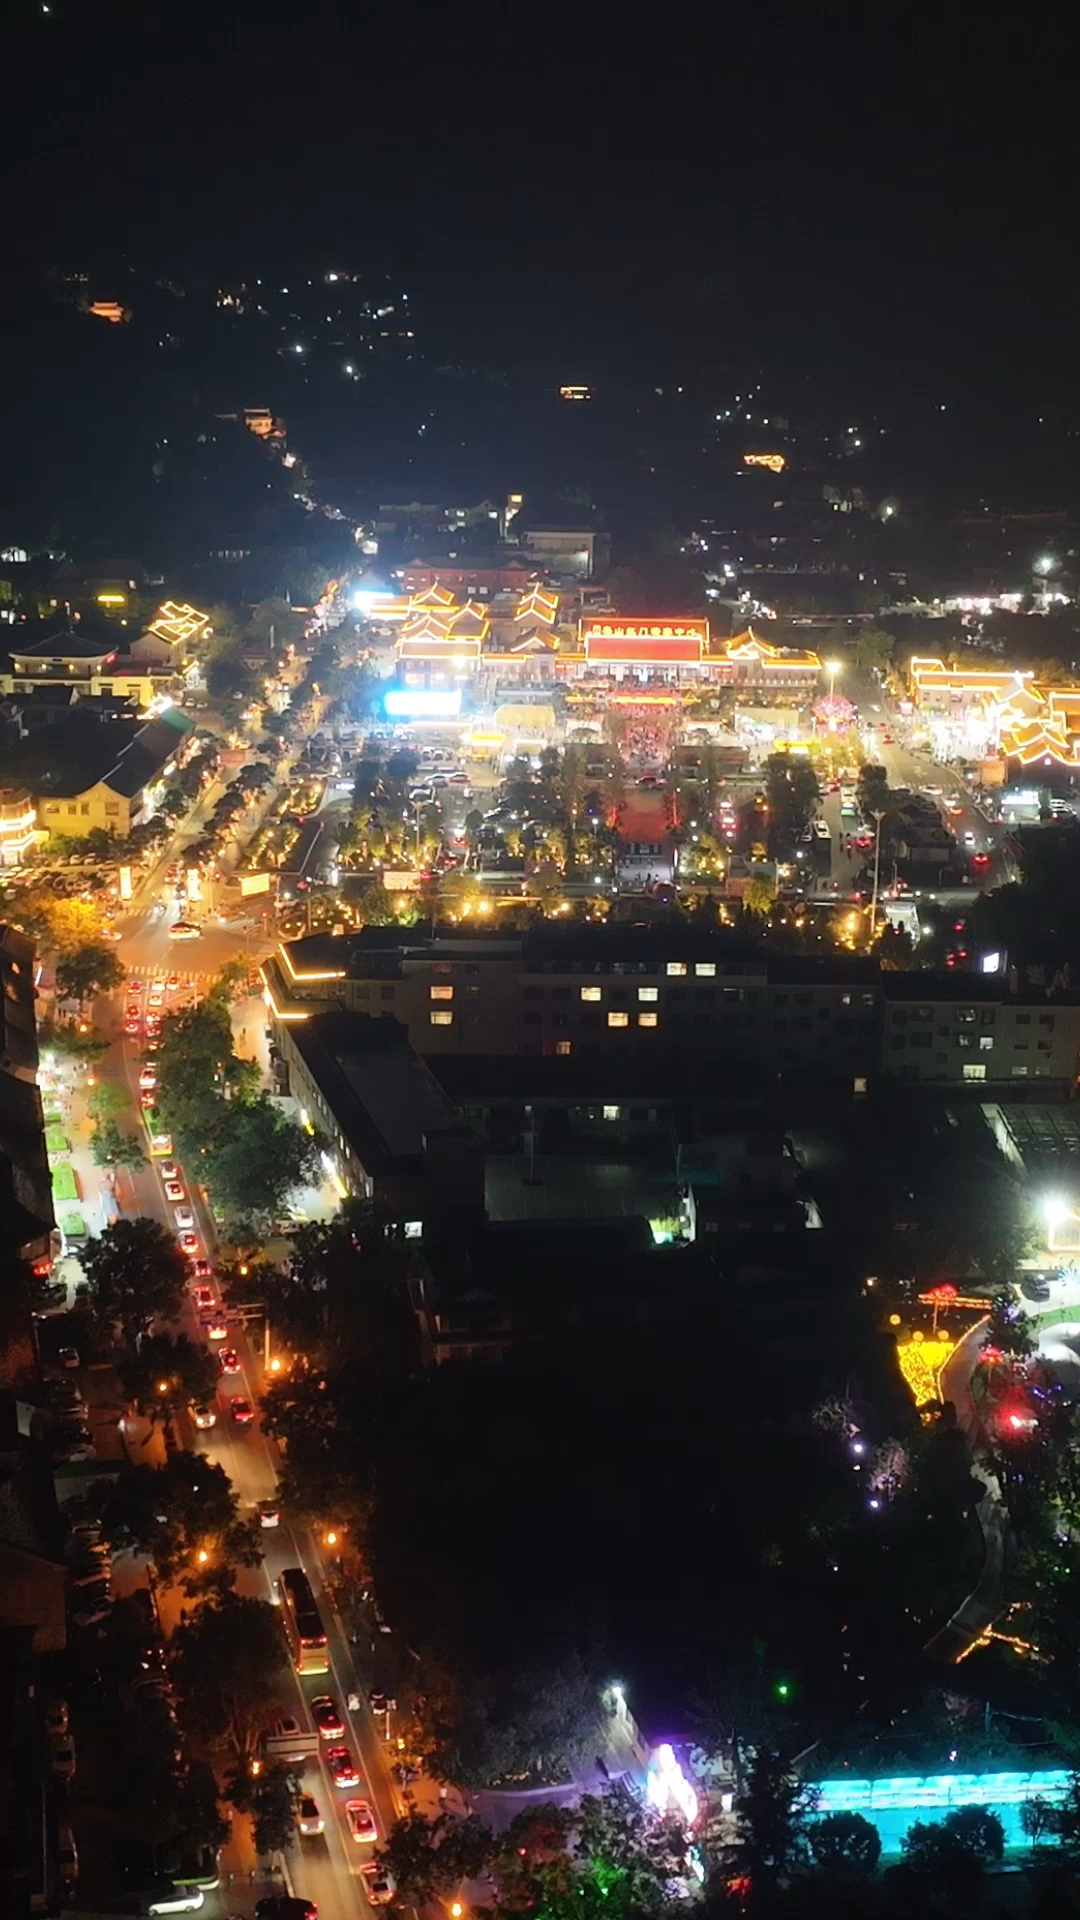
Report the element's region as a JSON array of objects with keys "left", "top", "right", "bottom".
[
  {"left": 41, "top": 1367, "right": 97, "bottom": 1467},
  {"left": 272, "top": 1693, "right": 391, "bottom": 1897}
]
